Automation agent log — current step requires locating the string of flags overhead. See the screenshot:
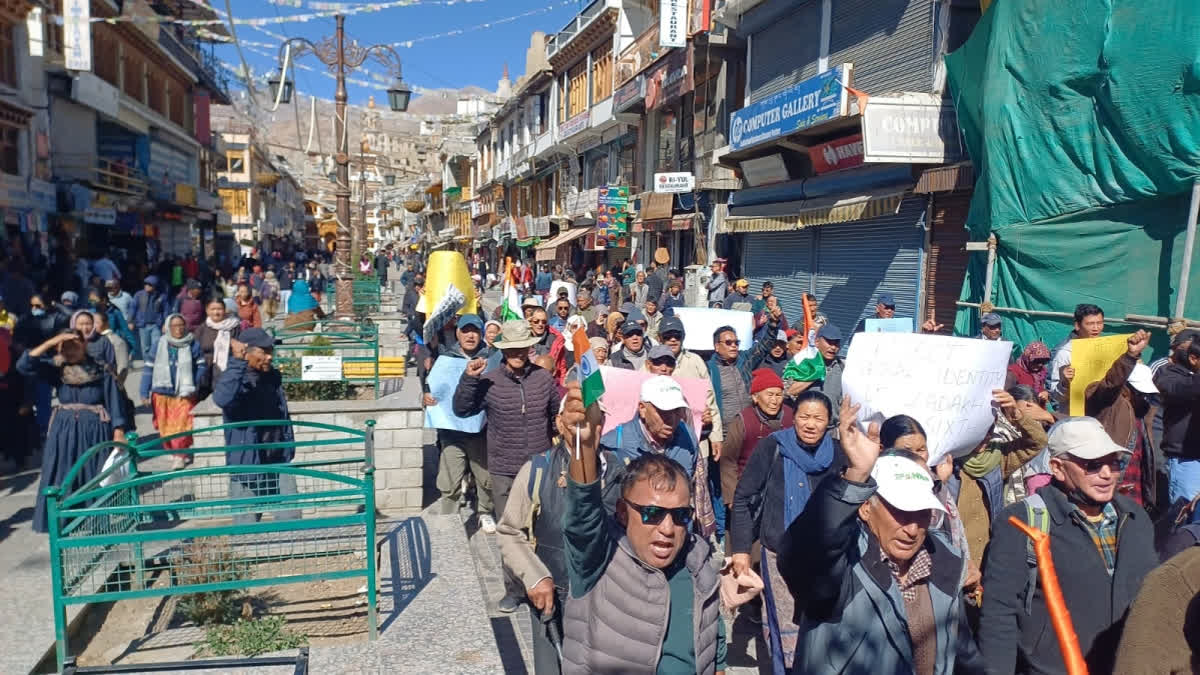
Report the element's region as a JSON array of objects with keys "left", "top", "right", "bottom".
[{"left": 51, "top": 0, "right": 499, "bottom": 26}]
